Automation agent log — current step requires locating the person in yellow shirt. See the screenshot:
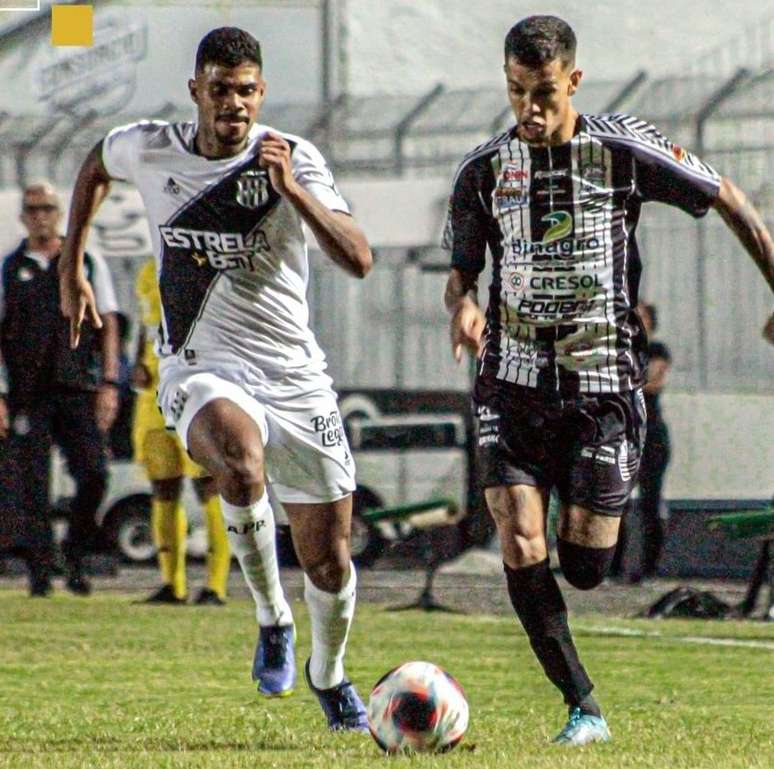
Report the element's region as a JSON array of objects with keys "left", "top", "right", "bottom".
[{"left": 132, "top": 259, "right": 229, "bottom": 604}]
